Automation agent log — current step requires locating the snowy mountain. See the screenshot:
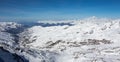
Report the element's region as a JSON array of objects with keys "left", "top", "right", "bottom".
[
  {"left": 19, "top": 18, "right": 120, "bottom": 62},
  {"left": 0, "top": 22, "right": 28, "bottom": 62},
  {"left": 1, "top": 17, "right": 120, "bottom": 62}
]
